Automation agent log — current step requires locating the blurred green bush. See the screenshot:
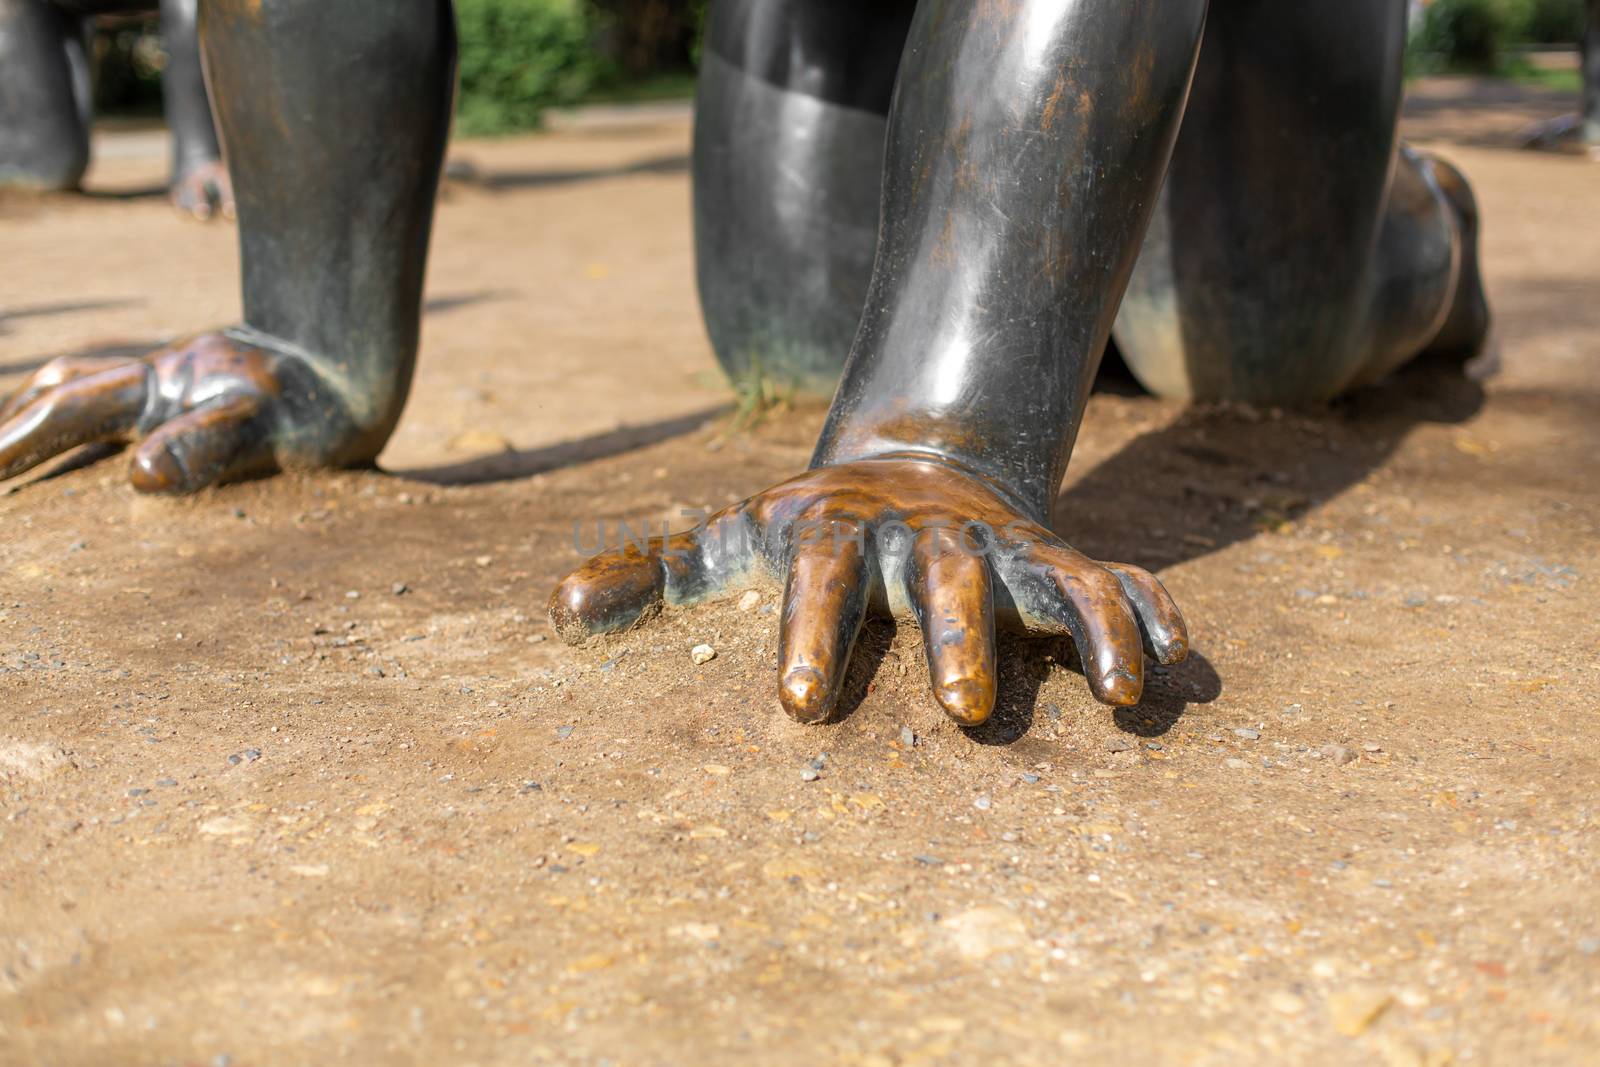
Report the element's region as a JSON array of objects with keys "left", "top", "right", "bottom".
[
  {"left": 1411, "top": 0, "right": 1587, "bottom": 72},
  {"left": 1521, "top": 0, "right": 1589, "bottom": 42},
  {"left": 454, "top": 0, "right": 597, "bottom": 135}
]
